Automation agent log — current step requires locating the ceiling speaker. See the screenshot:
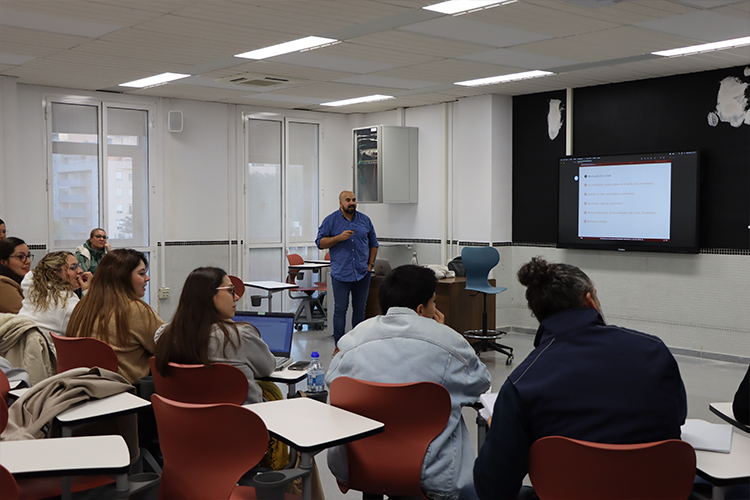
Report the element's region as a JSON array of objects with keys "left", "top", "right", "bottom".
[{"left": 168, "top": 110, "right": 183, "bottom": 133}]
